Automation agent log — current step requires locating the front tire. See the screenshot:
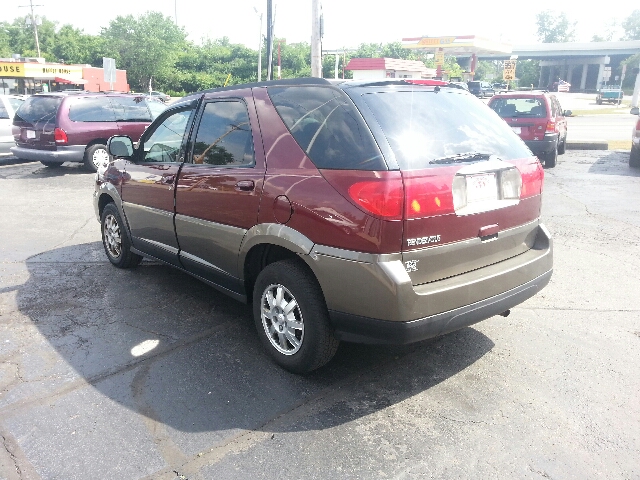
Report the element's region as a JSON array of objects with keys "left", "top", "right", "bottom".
[
  {"left": 84, "top": 144, "right": 110, "bottom": 172},
  {"left": 101, "top": 203, "right": 142, "bottom": 268},
  {"left": 253, "top": 259, "right": 339, "bottom": 374},
  {"left": 558, "top": 136, "right": 566, "bottom": 155}
]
